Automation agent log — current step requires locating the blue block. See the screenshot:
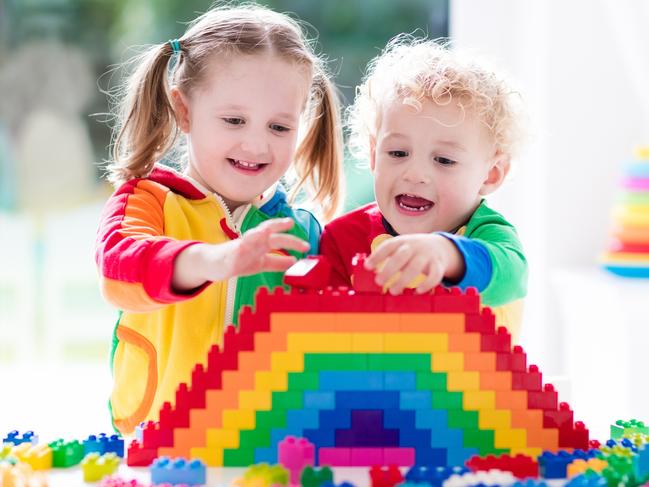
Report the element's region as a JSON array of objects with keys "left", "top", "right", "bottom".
[
  {"left": 384, "top": 409, "right": 415, "bottom": 429},
  {"left": 3, "top": 430, "right": 38, "bottom": 445},
  {"left": 304, "top": 391, "right": 335, "bottom": 409},
  {"left": 286, "top": 409, "right": 319, "bottom": 430},
  {"left": 634, "top": 444, "right": 649, "bottom": 483},
  {"left": 254, "top": 446, "right": 277, "bottom": 464},
  {"left": 405, "top": 465, "right": 469, "bottom": 487},
  {"left": 414, "top": 448, "right": 447, "bottom": 467},
  {"left": 431, "top": 428, "right": 463, "bottom": 448},
  {"left": 270, "top": 427, "right": 304, "bottom": 447},
  {"left": 415, "top": 409, "right": 448, "bottom": 430},
  {"left": 384, "top": 372, "right": 416, "bottom": 390},
  {"left": 399, "top": 427, "right": 431, "bottom": 449},
  {"left": 150, "top": 457, "right": 206, "bottom": 486},
  {"left": 446, "top": 447, "right": 477, "bottom": 467},
  {"left": 335, "top": 391, "right": 399, "bottom": 409},
  {"left": 303, "top": 428, "right": 335, "bottom": 447},
  {"left": 400, "top": 391, "right": 432, "bottom": 409},
  {"left": 319, "top": 409, "right": 351, "bottom": 429},
  {"left": 320, "top": 371, "right": 383, "bottom": 390}
]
